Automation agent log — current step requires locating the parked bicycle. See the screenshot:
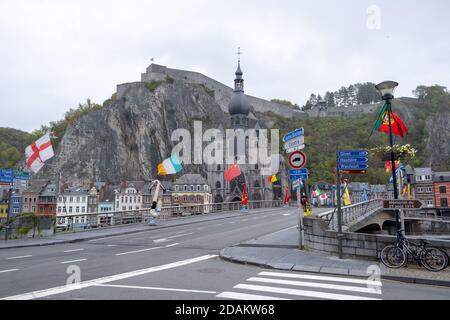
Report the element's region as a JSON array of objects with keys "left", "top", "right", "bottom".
[{"left": 381, "top": 233, "right": 449, "bottom": 272}]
